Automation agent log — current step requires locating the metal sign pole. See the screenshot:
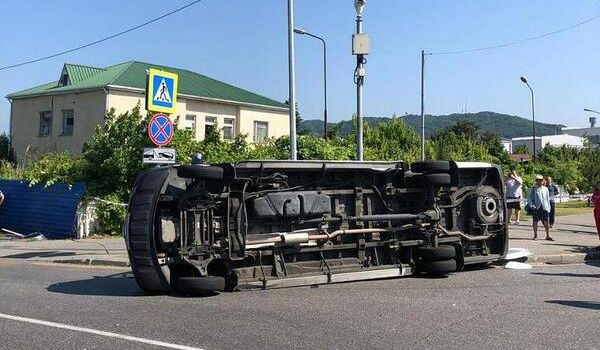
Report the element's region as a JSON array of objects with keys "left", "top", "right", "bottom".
[{"left": 420, "top": 49, "right": 426, "bottom": 161}]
